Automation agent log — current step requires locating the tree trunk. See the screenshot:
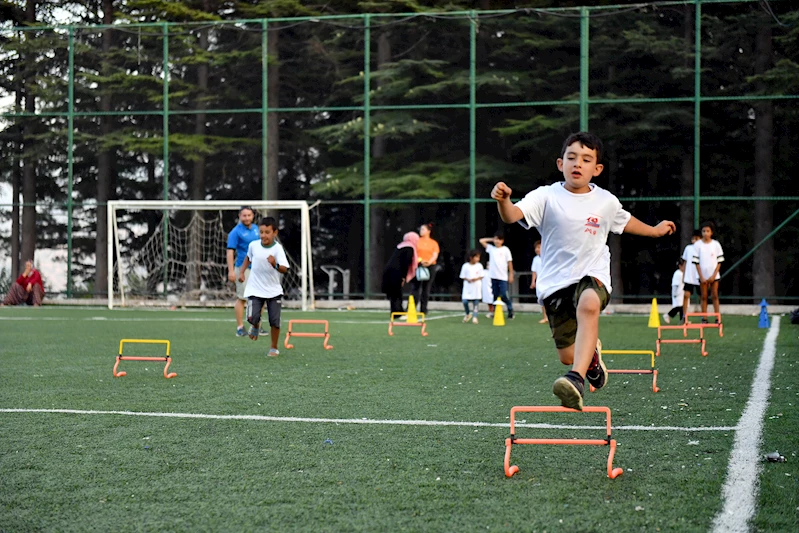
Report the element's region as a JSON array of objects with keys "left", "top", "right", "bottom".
[
  {"left": 266, "top": 28, "right": 280, "bottom": 205},
  {"left": 21, "top": 0, "right": 37, "bottom": 264},
  {"left": 752, "top": 23, "right": 774, "bottom": 300},
  {"left": 369, "top": 31, "right": 391, "bottom": 295},
  {"left": 11, "top": 74, "right": 22, "bottom": 275},
  {"left": 680, "top": 157, "right": 694, "bottom": 246},
  {"left": 95, "top": 0, "right": 114, "bottom": 297},
  {"left": 188, "top": 11, "right": 209, "bottom": 294}
]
